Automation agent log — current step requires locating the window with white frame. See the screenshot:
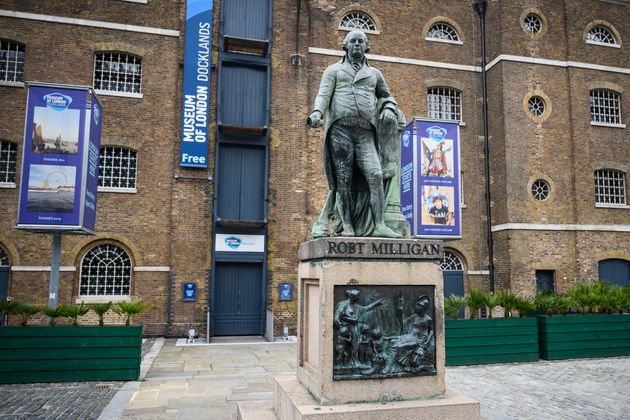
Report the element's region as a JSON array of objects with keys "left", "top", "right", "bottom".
[
  {"left": 99, "top": 146, "right": 137, "bottom": 190},
  {"left": 440, "top": 250, "right": 463, "bottom": 271},
  {"left": 79, "top": 243, "right": 132, "bottom": 297},
  {"left": 590, "top": 89, "right": 622, "bottom": 125},
  {"left": 586, "top": 25, "right": 617, "bottom": 46},
  {"left": 427, "top": 87, "right": 462, "bottom": 121},
  {"left": 595, "top": 169, "right": 626, "bottom": 206},
  {"left": 0, "top": 141, "right": 17, "bottom": 184},
  {"left": 531, "top": 179, "right": 550, "bottom": 201},
  {"left": 339, "top": 11, "right": 377, "bottom": 32},
  {"left": 94, "top": 52, "right": 142, "bottom": 95},
  {"left": 523, "top": 13, "right": 543, "bottom": 34},
  {"left": 426, "top": 23, "right": 460, "bottom": 42},
  {"left": 0, "top": 39, "right": 25, "bottom": 84}
]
